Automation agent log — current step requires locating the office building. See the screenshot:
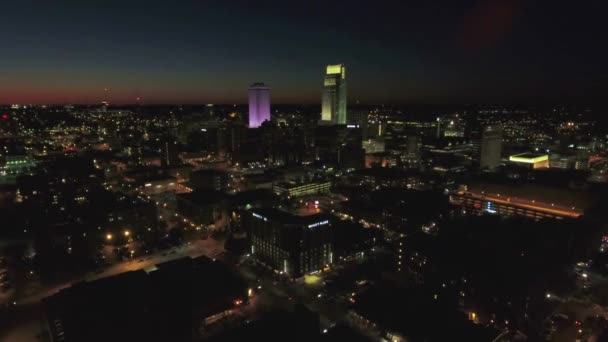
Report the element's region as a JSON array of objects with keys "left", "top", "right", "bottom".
[
  {"left": 247, "top": 208, "right": 333, "bottom": 278},
  {"left": 509, "top": 153, "right": 549, "bottom": 169},
  {"left": 248, "top": 83, "right": 271, "bottom": 128},
  {"left": 161, "top": 137, "right": 179, "bottom": 168},
  {"left": 321, "top": 64, "right": 347, "bottom": 124},
  {"left": 273, "top": 179, "right": 331, "bottom": 198},
  {"left": 479, "top": 125, "right": 502, "bottom": 170}
]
